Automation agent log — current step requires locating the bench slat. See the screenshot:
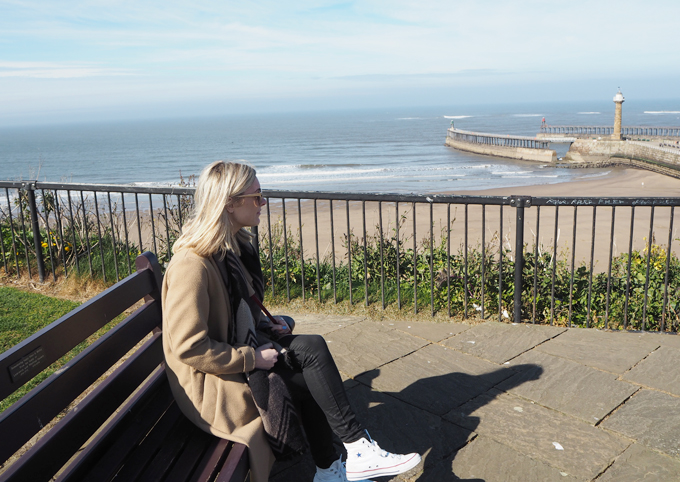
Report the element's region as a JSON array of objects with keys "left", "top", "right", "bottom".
[
  {"left": 105, "top": 402, "right": 184, "bottom": 482},
  {"left": 190, "top": 439, "right": 233, "bottom": 482},
  {"left": 60, "top": 366, "right": 174, "bottom": 482},
  {"left": 137, "top": 415, "right": 202, "bottom": 482},
  {"left": 162, "top": 430, "right": 214, "bottom": 482},
  {"left": 0, "top": 268, "right": 156, "bottom": 400},
  {"left": 216, "top": 443, "right": 249, "bottom": 482},
  {"left": 0, "top": 302, "right": 162, "bottom": 468}
]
